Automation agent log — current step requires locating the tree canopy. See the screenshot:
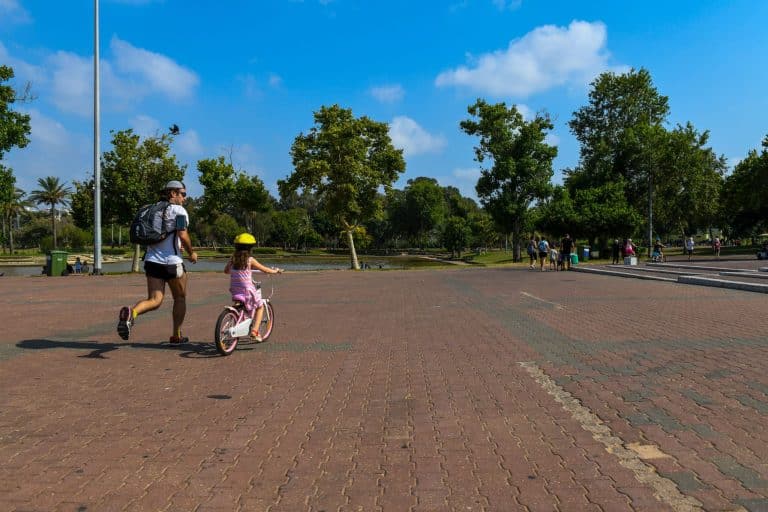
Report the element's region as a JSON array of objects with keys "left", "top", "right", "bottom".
[
  {"left": 0, "top": 65, "right": 31, "bottom": 160},
  {"left": 281, "top": 104, "right": 406, "bottom": 269},
  {"left": 461, "top": 99, "right": 557, "bottom": 261}
]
